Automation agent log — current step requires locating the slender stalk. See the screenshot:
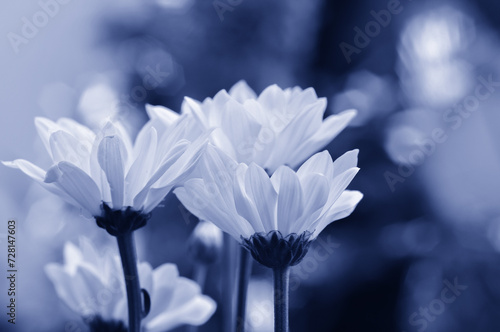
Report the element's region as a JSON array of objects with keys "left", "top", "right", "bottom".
[
  {"left": 194, "top": 264, "right": 208, "bottom": 290},
  {"left": 116, "top": 232, "right": 142, "bottom": 332},
  {"left": 236, "top": 248, "right": 252, "bottom": 332},
  {"left": 273, "top": 266, "right": 290, "bottom": 332},
  {"left": 222, "top": 233, "right": 236, "bottom": 332}
]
